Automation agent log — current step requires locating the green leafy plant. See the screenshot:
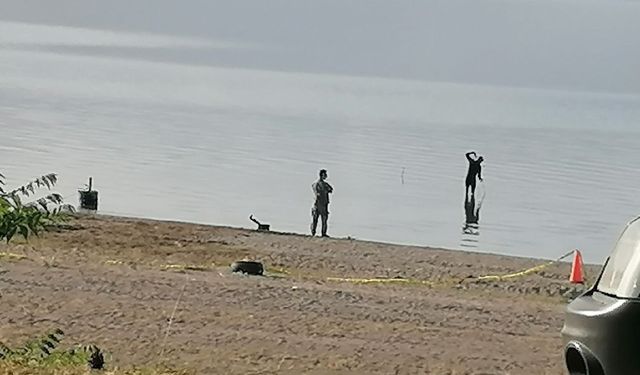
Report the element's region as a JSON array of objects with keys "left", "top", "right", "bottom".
[
  {"left": 0, "top": 329, "right": 105, "bottom": 370},
  {"left": 0, "top": 329, "right": 104, "bottom": 369},
  {"left": 0, "top": 172, "right": 73, "bottom": 243}
]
